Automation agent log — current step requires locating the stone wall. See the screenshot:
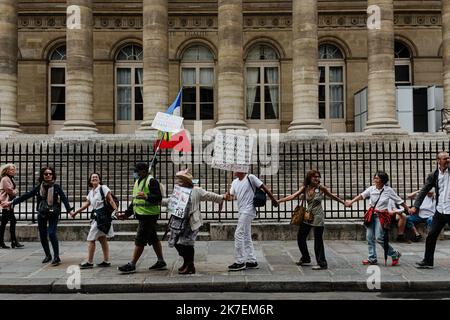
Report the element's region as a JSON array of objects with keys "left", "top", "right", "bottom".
[{"left": 13, "top": 1, "right": 444, "bottom": 134}]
